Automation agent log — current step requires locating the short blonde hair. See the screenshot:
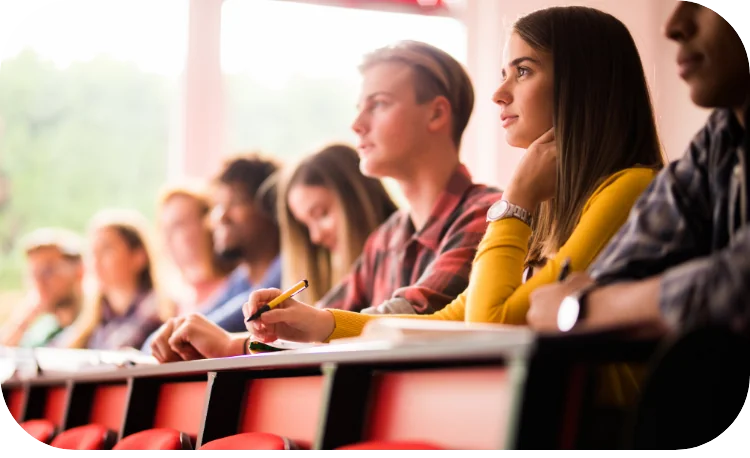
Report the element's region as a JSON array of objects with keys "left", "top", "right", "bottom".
[{"left": 360, "top": 40, "right": 475, "bottom": 148}]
